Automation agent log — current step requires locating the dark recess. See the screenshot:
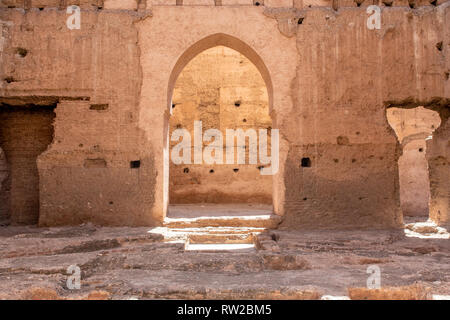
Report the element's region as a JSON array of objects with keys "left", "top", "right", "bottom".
[
  {"left": 301, "top": 157, "right": 311, "bottom": 168},
  {"left": 130, "top": 160, "right": 141, "bottom": 169}
]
